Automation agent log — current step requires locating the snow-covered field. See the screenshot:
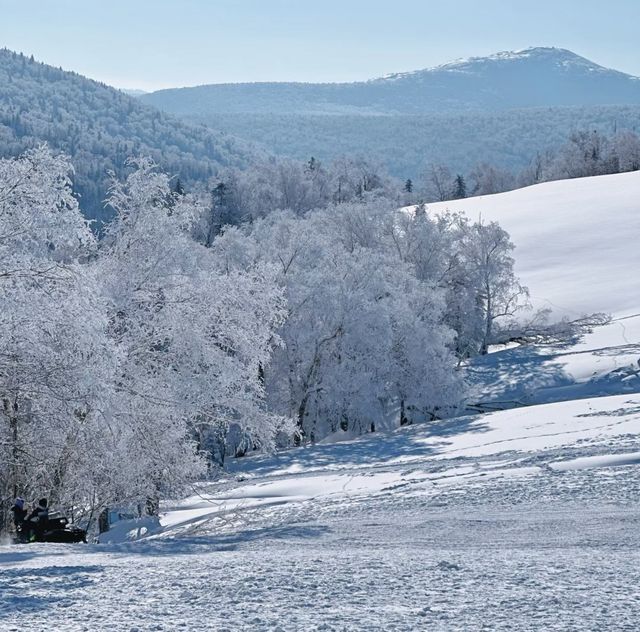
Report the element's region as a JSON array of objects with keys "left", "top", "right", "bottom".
[
  {"left": 468, "top": 312, "right": 640, "bottom": 409},
  {"left": 428, "top": 171, "right": 640, "bottom": 318},
  {"left": 1, "top": 396, "right": 639, "bottom": 630},
  {"left": 1, "top": 174, "right": 639, "bottom": 630},
  {"left": 2, "top": 380, "right": 639, "bottom": 630}
]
